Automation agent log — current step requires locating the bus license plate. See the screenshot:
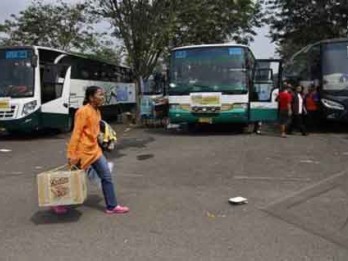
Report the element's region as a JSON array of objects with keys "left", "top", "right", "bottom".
[
  {"left": 199, "top": 117, "right": 212, "bottom": 124},
  {"left": 0, "top": 98, "right": 10, "bottom": 111}
]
